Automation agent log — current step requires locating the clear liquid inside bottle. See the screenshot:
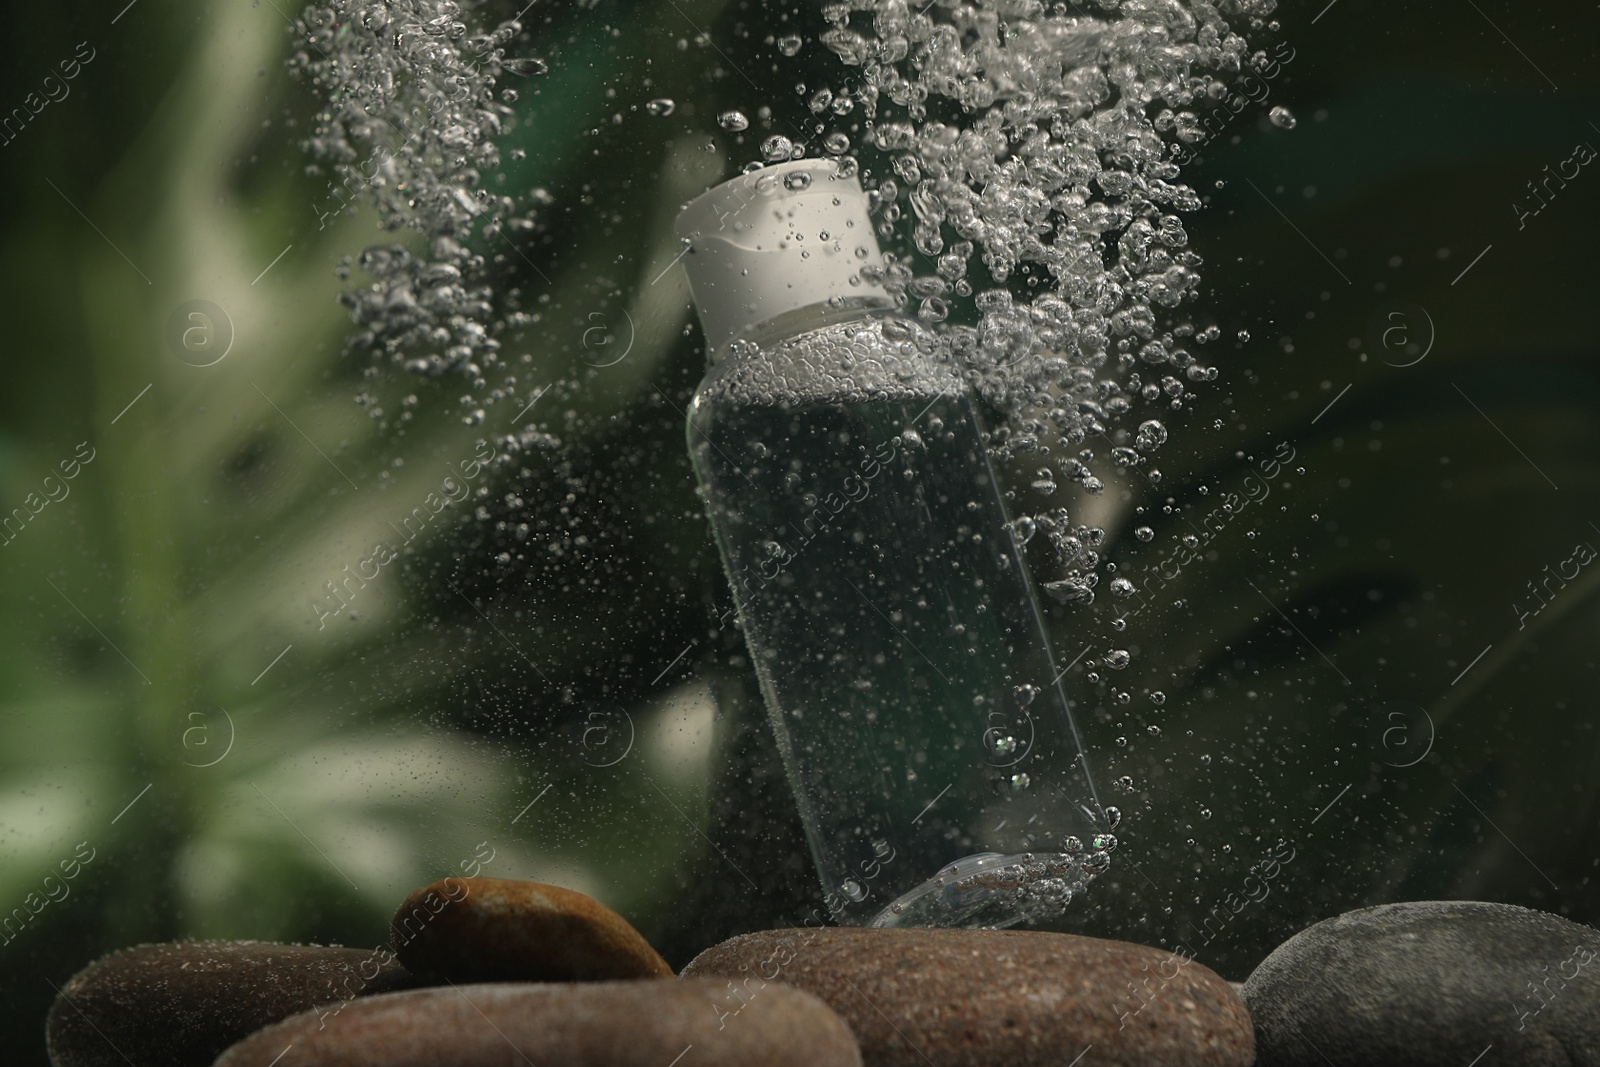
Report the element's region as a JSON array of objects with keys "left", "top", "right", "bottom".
[{"left": 688, "top": 310, "right": 1111, "bottom": 928}]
